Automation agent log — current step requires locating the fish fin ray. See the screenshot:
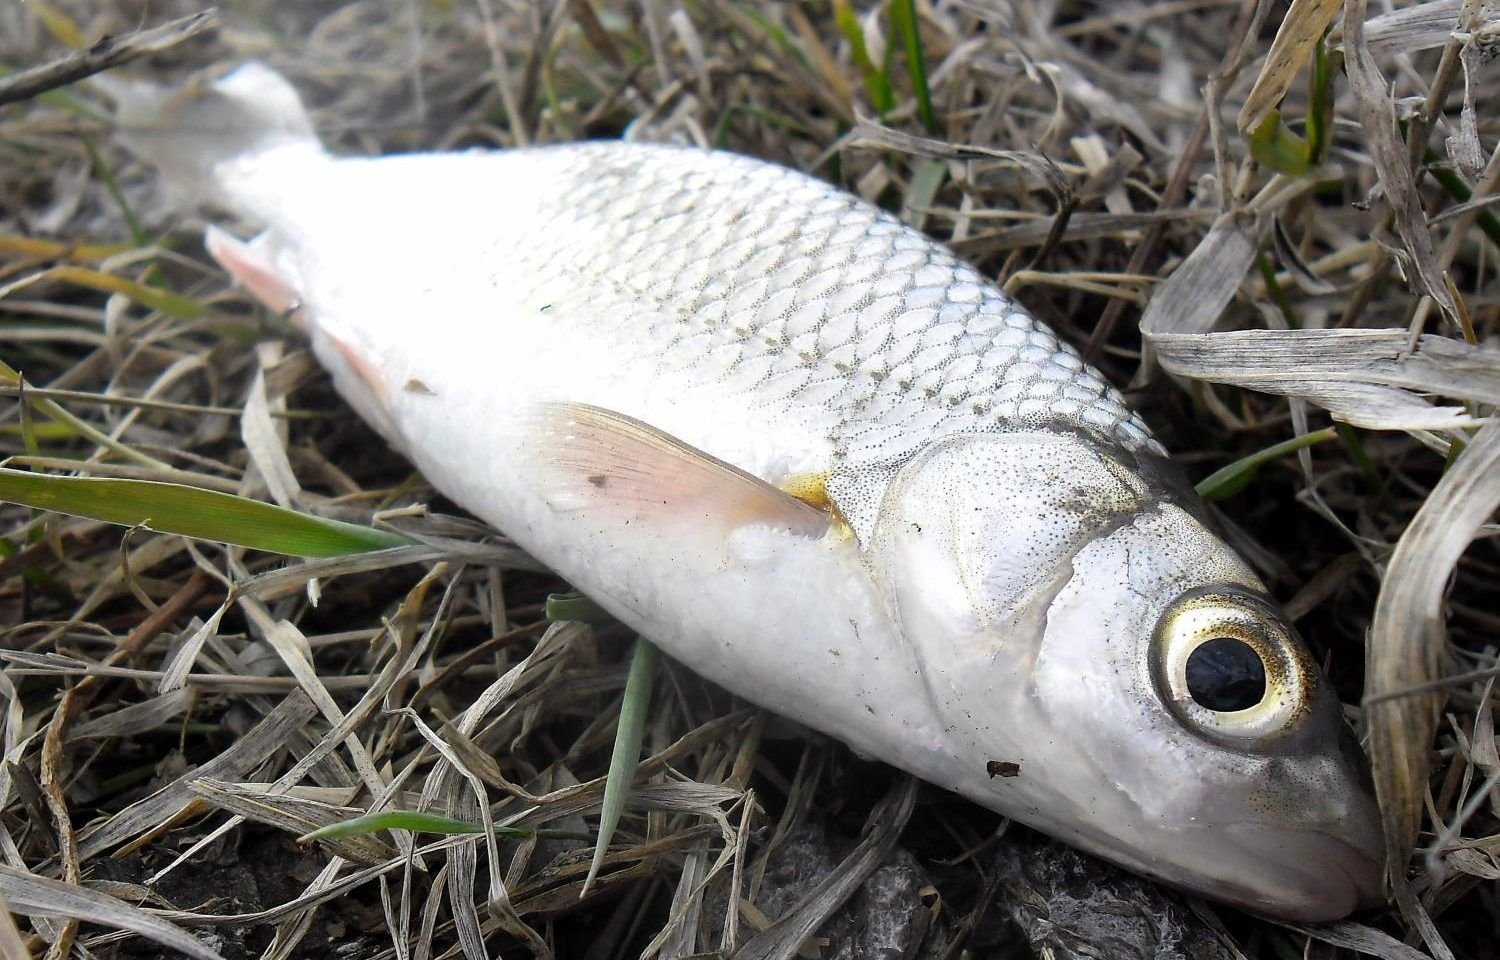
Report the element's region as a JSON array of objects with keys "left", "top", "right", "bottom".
[
  {"left": 205, "top": 226, "right": 302, "bottom": 320},
  {"left": 522, "top": 402, "right": 829, "bottom": 539}
]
